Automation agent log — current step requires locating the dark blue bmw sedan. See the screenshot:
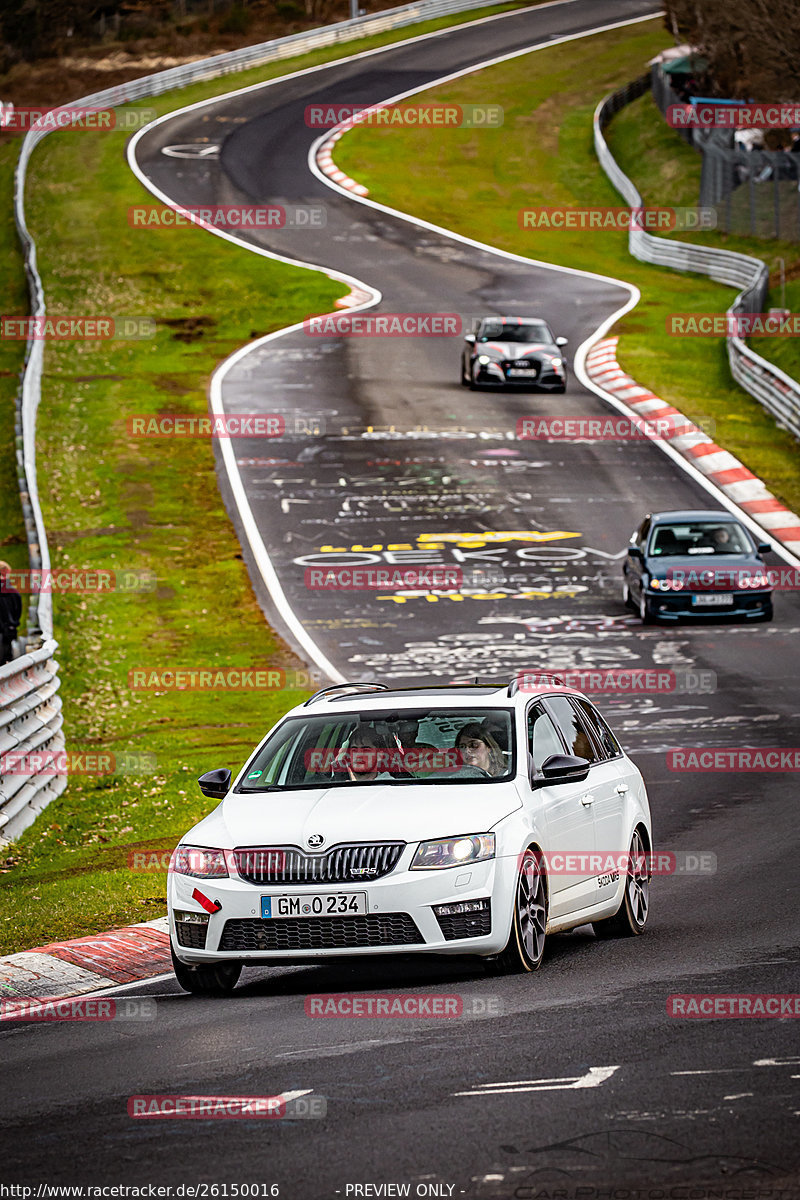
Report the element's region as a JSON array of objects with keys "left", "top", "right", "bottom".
[{"left": 623, "top": 510, "right": 773, "bottom": 624}]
